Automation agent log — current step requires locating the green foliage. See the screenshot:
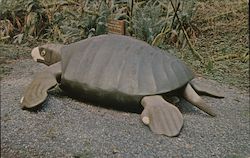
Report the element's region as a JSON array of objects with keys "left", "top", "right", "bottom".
[
  {"left": 0, "top": 0, "right": 110, "bottom": 44},
  {"left": 0, "top": 0, "right": 47, "bottom": 43},
  {"left": 0, "top": 0, "right": 196, "bottom": 46},
  {"left": 132, "top": 1, "right": 165, "bottom": 43},
  {"left": 111, "top": 0, "right": 197, "bottom": 47}
]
